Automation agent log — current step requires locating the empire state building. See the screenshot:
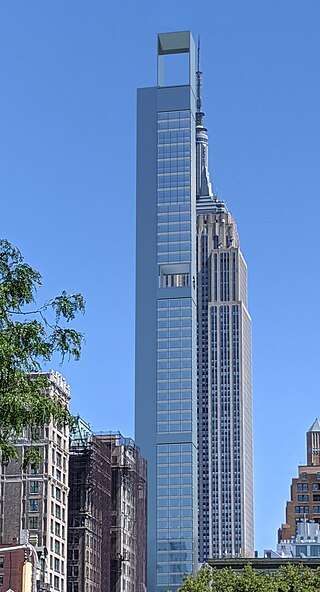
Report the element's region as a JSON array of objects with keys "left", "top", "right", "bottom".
[{"left": 196, "top": 49, "right": 254, "bottom": 559}]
